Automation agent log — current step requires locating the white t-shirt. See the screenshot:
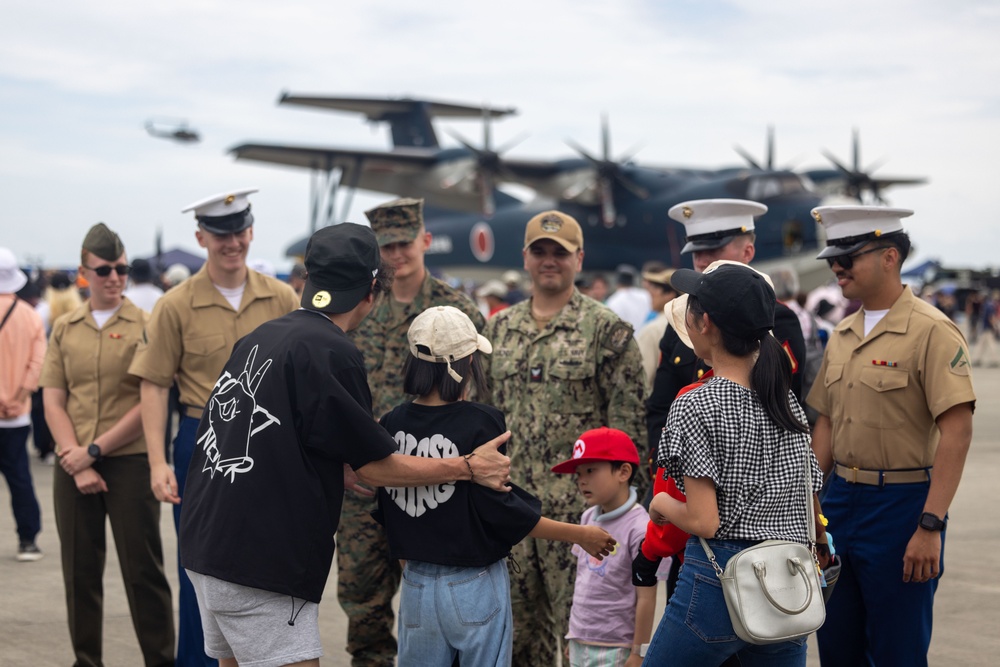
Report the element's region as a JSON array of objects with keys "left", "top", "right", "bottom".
[
  {"left": 864, "top": 309, "right": 890, "bottom": 337},
  {"left": 213, "top": 282, "right": 246, "bottom": 311}
]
